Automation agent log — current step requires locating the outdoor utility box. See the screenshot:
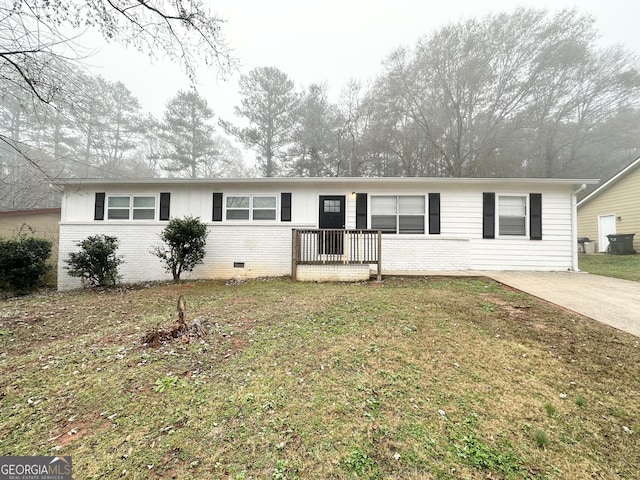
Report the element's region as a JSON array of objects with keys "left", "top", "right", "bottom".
[
  {"left": 607, "top": 233, "right": 636, "bottom": 255},
  {"left": 584, "top": 242, "right": 595, "bottom": 254}
]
